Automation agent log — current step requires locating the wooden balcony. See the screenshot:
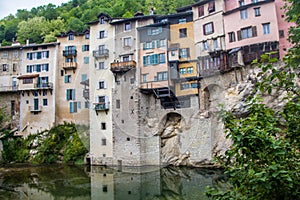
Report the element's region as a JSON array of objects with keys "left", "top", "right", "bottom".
[
  {"left": 94, "top": 102, "right": 109, "bottom": 115},
  {"left": 63, "top": 62, "right": 78, "bottom": 71},
  {"left": 63, "top": 49, "right": 77, "bottom": 57},
  {"left": 110, "top": 60, "right": 136, "bottom": 73},
  {"left": 93, "top": 49, "right": 109, "bottom": 58}
]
